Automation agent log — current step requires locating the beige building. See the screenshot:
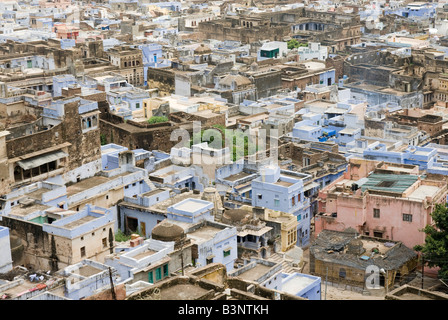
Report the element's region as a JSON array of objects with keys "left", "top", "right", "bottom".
[
  {"left": 263, "top": 209, "right": 298, "bottom": 252},
  {"left": 107, "top": 46, "right": 144, "bottom": 87}
]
